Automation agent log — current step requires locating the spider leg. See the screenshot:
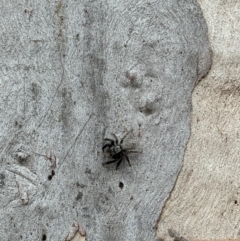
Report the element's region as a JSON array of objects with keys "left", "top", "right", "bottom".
[
  {"left": 126, "top": 150, "right": 142, "bottom": 153},
  {"left": 102, "top": 143, "right": 113, "bottom": 152},
  {"left": 110, "top": 133, "right": 119, "bottom": 144},
  {"left": 102, "top": 159, "right": 118, "bottom": 165},
  {"left": 102, "top": 138, "right": 115, "bottom": 151},
  {"left": 116, "top": 158, "right": 123, "bottom": 170},
  {"left": 104, "top": 138, "right": 115, "bottom": 142},
  {"left": 120, "top": 129, "right": 133, "bottom": 144},
  {"left": 124, "top": 154, "right": 131, "bottom": 166}
]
